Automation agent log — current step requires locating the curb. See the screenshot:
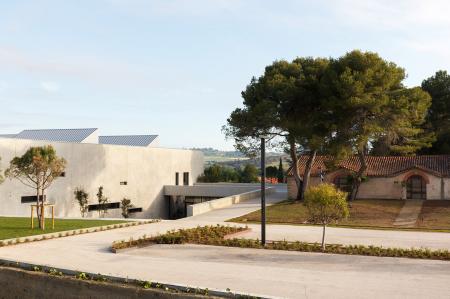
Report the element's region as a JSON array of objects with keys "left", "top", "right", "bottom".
[
  {"left": 223, "top": 228, "right": 252, "bottom": 240},
  {"left": 0, "top": 258, "right": 273, "bottom": 299},
  {"left": 0, "top": 220, "right": 159, "bottom": 247}
]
